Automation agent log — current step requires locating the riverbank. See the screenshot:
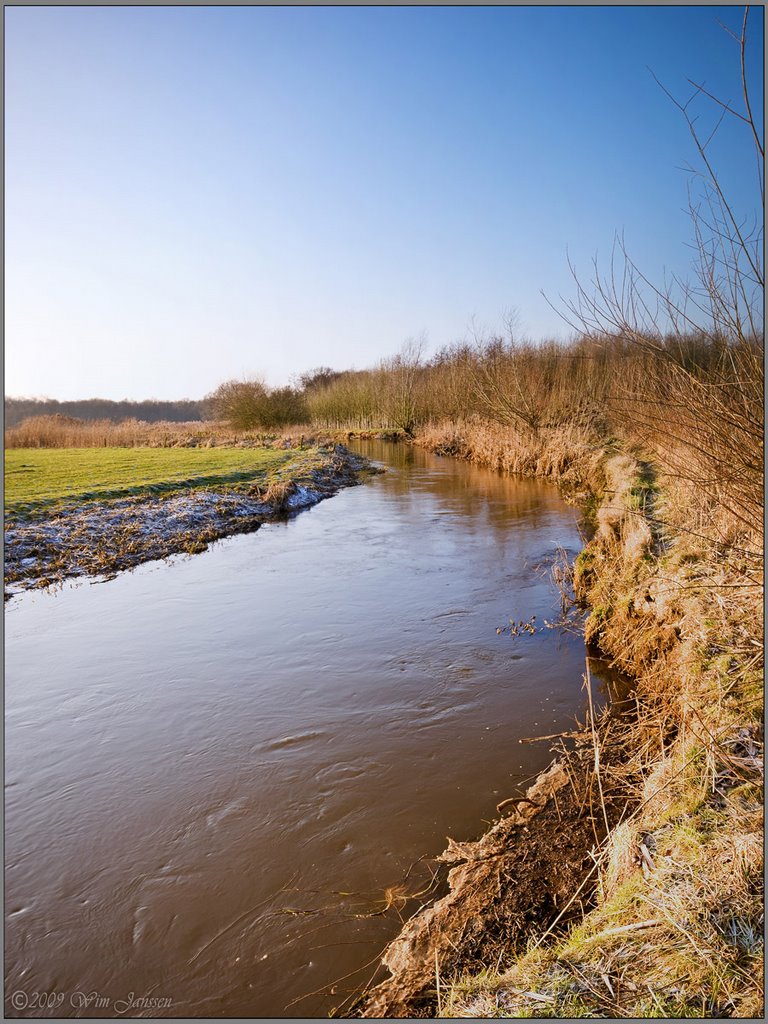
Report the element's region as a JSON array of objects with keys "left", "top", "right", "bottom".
[
  {"left": 354, "top": 419, "right": 763, "bottom": 1018},
  {"left": 4, "top": 444, "right": 374, "bottom": 599}
]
